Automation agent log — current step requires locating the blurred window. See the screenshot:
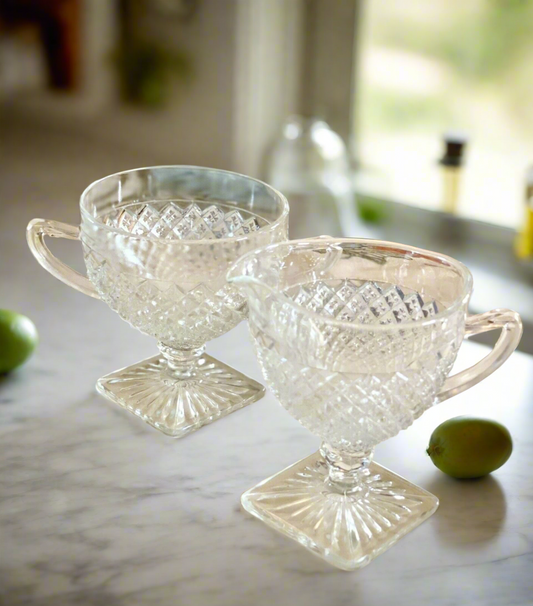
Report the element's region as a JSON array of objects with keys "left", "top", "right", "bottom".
[{"left": 356, "top": 0, "right": 533, "bottom": 228}]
